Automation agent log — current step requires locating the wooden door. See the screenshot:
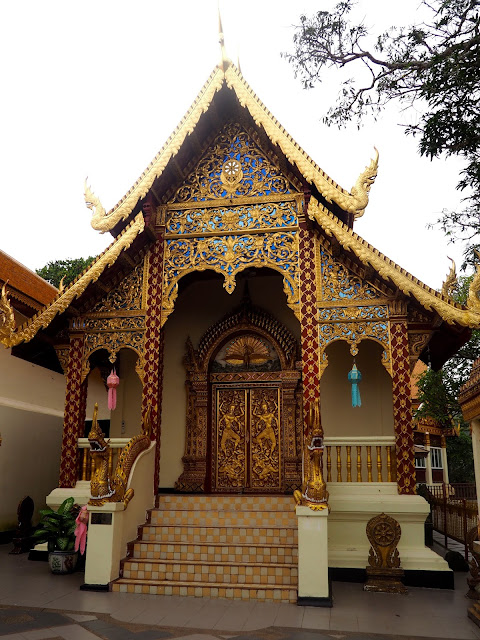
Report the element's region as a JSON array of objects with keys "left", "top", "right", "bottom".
[{"left": 212, "top": 384, "right": 282, "bottom": 492}]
